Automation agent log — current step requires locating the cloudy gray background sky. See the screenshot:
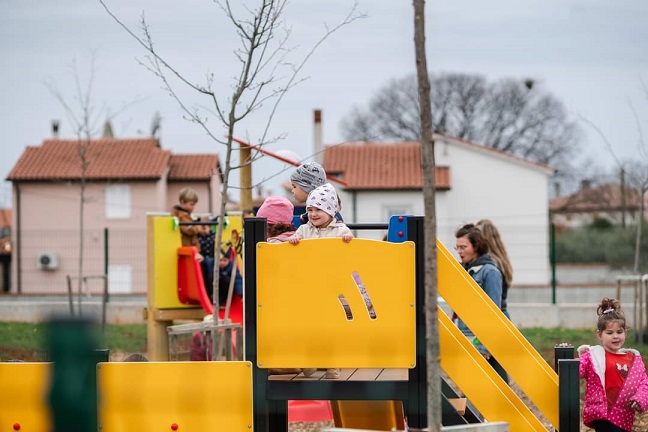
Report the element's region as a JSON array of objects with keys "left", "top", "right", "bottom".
[{"left": 1, "top": 0, "right": 645, "bottom": 207}]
